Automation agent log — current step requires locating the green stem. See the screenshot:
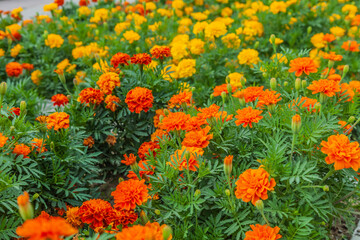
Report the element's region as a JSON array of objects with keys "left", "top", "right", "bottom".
[
  {"left": 290, "top": 133, "right": 296, "bottom": 160},
  {"left": 320, "top": 168, "right": 335, "bottom": 185}
]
